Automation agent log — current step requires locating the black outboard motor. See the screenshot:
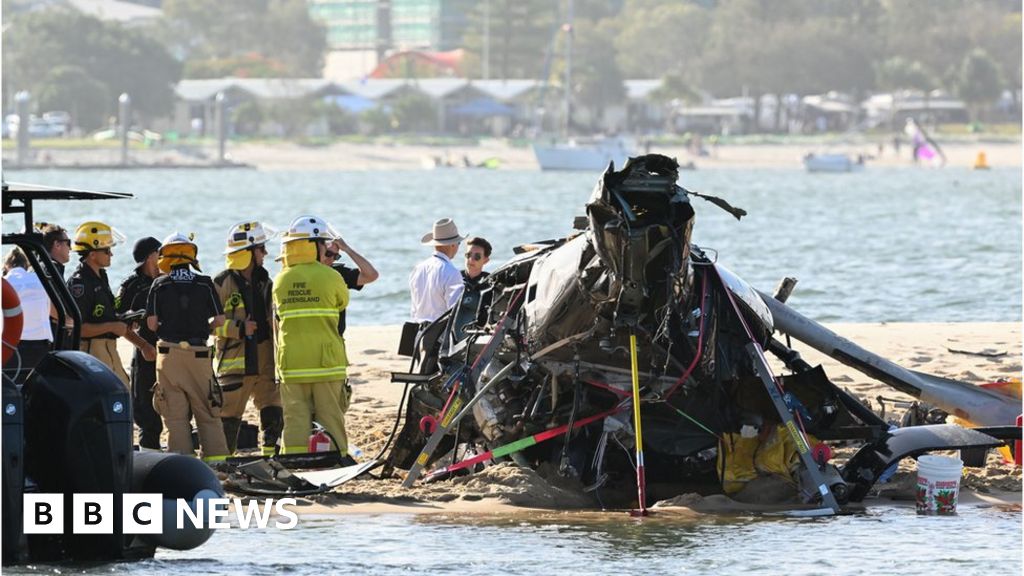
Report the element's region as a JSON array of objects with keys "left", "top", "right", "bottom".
[
  {"left": 131, "top": 451, "right": 223, "bottom": 553},
  {"left": 2, "top": 374, "right": 24, "bottom": 565},
  {"left": 22, "top": 351, "right": 133, "bottom": 562}
]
